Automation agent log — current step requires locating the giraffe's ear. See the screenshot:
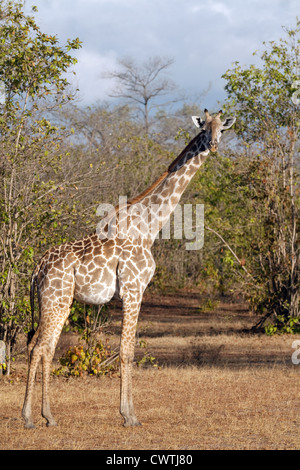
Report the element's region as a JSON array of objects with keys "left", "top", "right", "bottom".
[
  {"left": 221, "top": 116, "right": 236, "bottom": 130},
  {"left": 192, "top": 116, "right": 205, "bottom": 129}
]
